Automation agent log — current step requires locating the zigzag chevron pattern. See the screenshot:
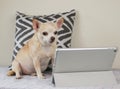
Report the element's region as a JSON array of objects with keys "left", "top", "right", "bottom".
[{"left": 12, "top": 10, "right": 76, "bottom": 60}]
